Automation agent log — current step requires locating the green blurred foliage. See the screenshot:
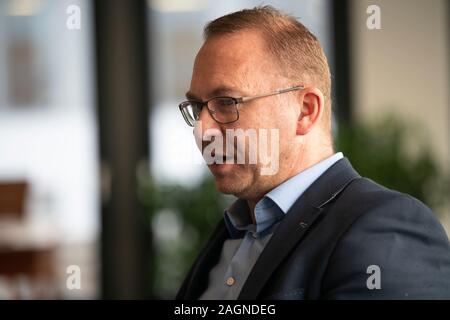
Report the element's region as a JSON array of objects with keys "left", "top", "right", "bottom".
[
  {"left": 335, "top": 116, "right": 450, "bottom": 211},
  {"left": 141, "top": 115, "right": 449, "bottom": 298},
  {"left": 140, "top": 176, "right": 232, "bottom": 298}
]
